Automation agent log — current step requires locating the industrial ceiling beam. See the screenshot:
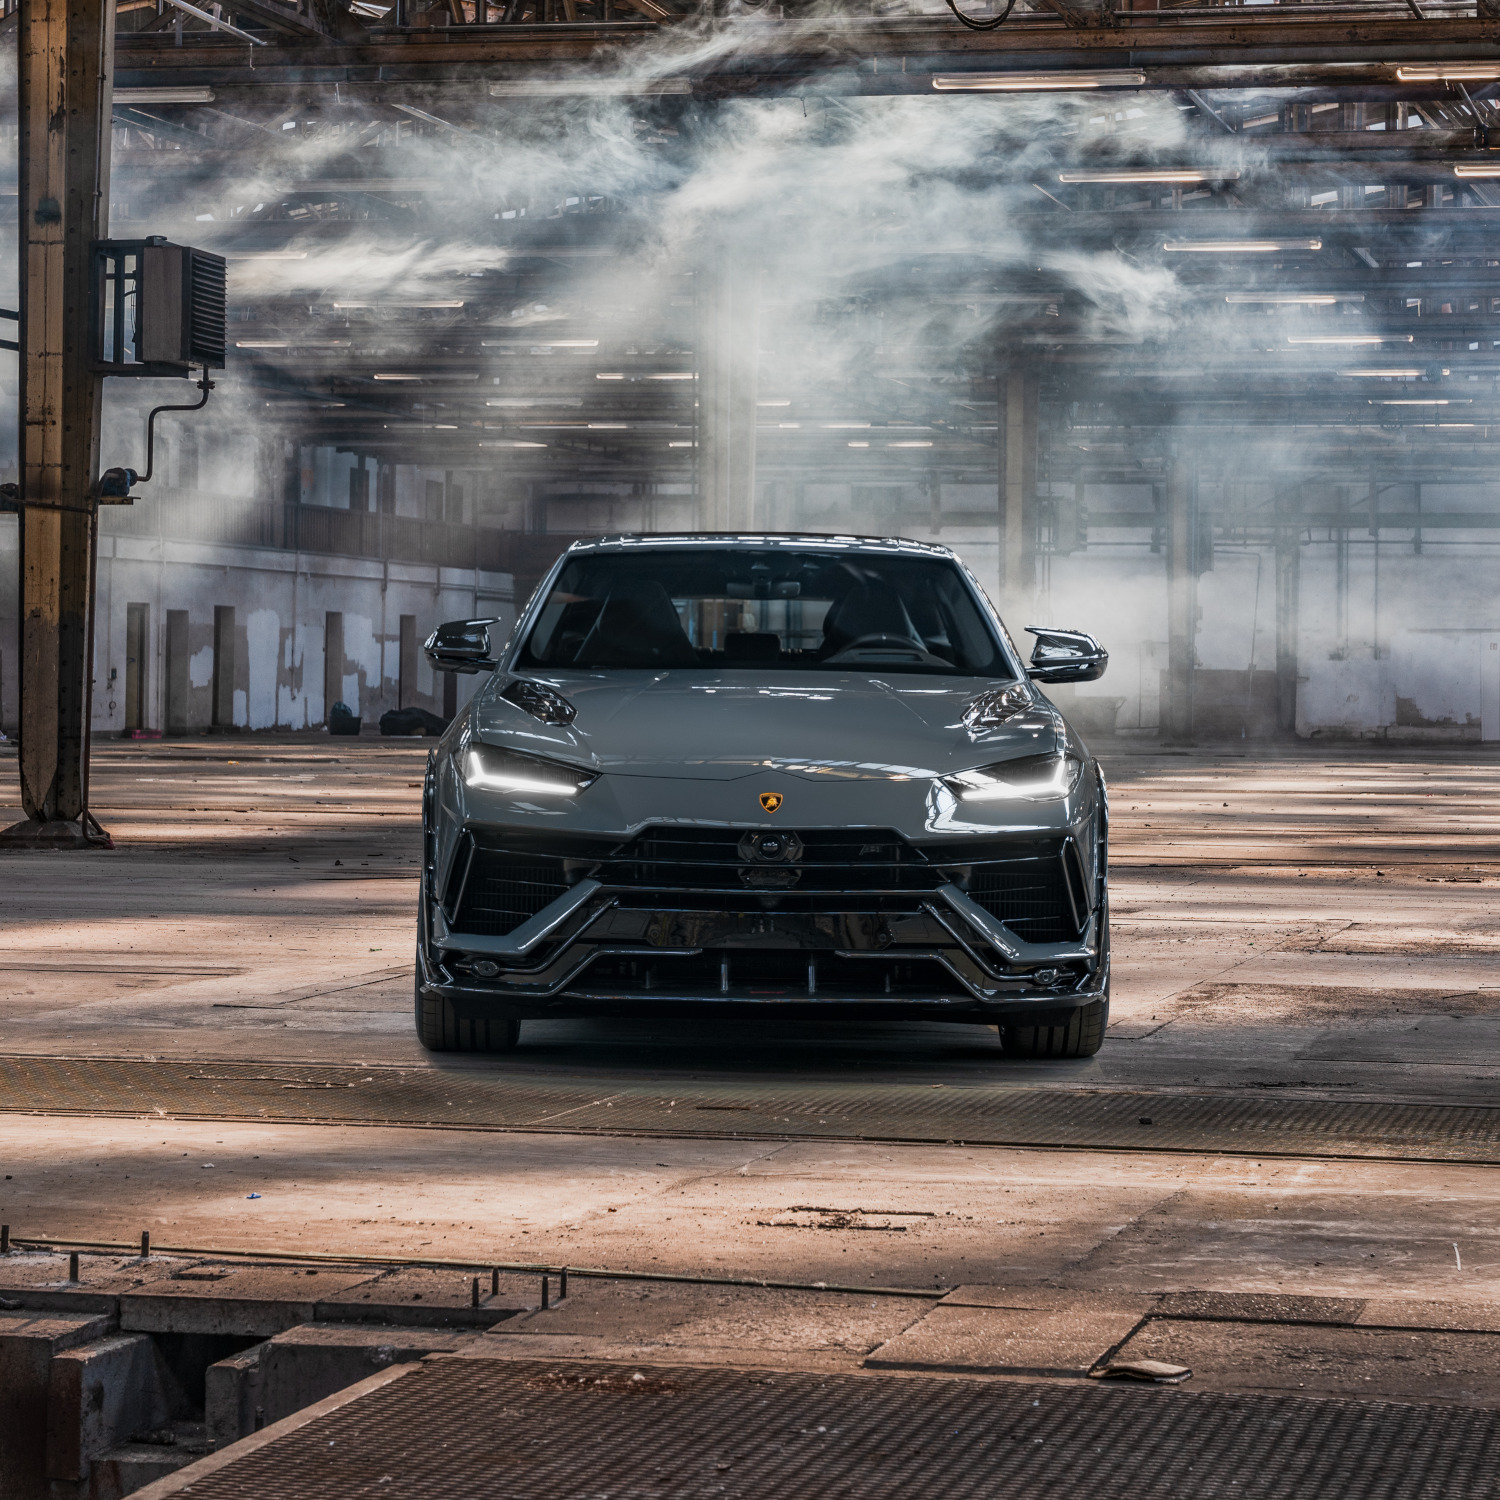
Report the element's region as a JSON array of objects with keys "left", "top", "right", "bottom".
[{"left": 103, "top": 13, "right": 1500, "bottom": 92}]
